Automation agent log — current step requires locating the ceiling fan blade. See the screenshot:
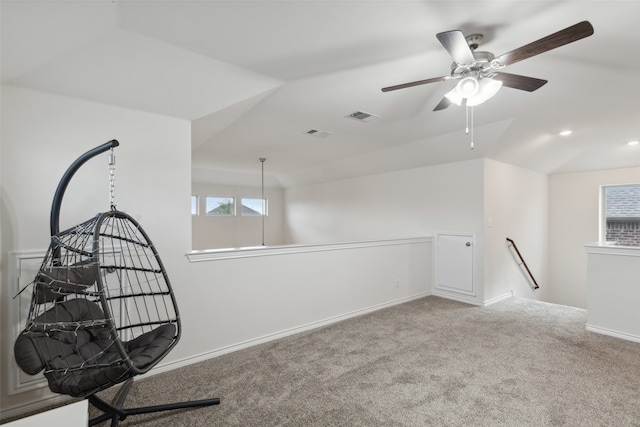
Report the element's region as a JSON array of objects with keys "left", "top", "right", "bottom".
[
  {"left": 381, "top": 76, "right": 449, "bottom": 92},
  {"left": 436, "top": 30, "right": 476, "bottom": 66},
  {"left": 433, "top": 97, "right": 451, "bottom": 111},
  {"left": 493, "top": 21, "right": 594, "bottom": 67},
  {"left": 492, "top": 72, "right": 548, "bottom": 92}
]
